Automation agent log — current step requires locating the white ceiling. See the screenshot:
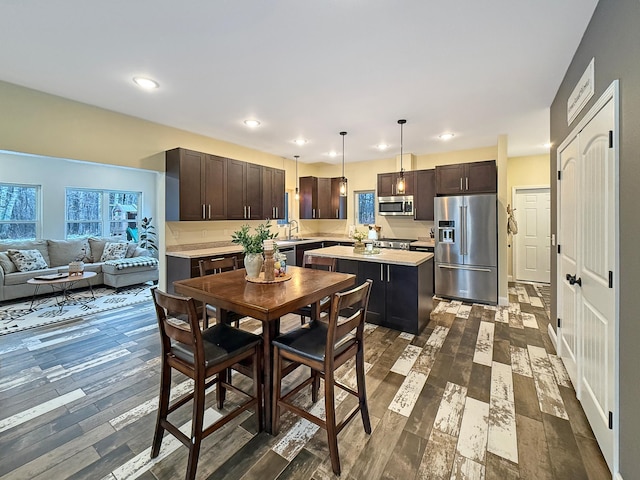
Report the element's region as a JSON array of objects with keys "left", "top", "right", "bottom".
[{"left": 0, "top": 0, "right": 598, "bottom": 164}]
